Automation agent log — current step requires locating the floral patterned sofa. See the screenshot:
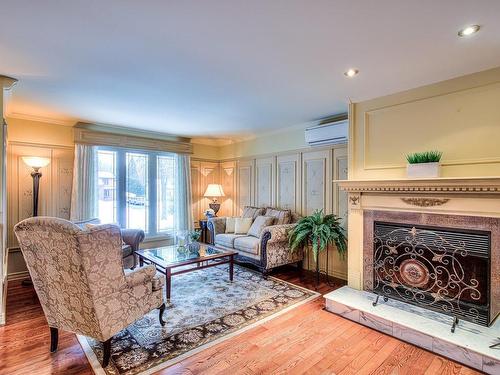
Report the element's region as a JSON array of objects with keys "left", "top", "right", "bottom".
[{"left": 207, "top": 206, "right": 303, "bottom": 276}]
